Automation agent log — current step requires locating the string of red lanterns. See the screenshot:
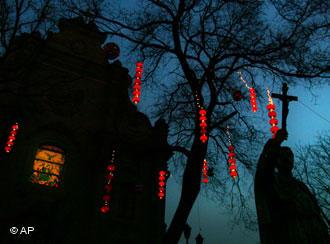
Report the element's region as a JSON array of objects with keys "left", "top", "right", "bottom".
[
  {"left": 202, "top": 159, "right": 209, "bottom": 183},
  {"left": 132, "top": 62, "right": 143, "bottom": 104},
  {"left": 266, "top": 89, "right": 279, "bottom": 138},
  {"left": 226, "top": 126, "right": 238, "bottom": 179},
  {"left": 199, "top": 108, "right": 208, "bottom": 143},
  {"left": 238, "top": 71, "right": 258, "bottom": 112},
  {"left": 158, "top": 170, "right": 167, "bottom": 200},
  {"left": 5, "top": 122, "right": 19, "bottom": 153},
  {"left": 195, "top": 93, "right": 208, "bottom": 144},
  {"left": 100, "top": 149, "right": 116, "bottom": 214}
]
